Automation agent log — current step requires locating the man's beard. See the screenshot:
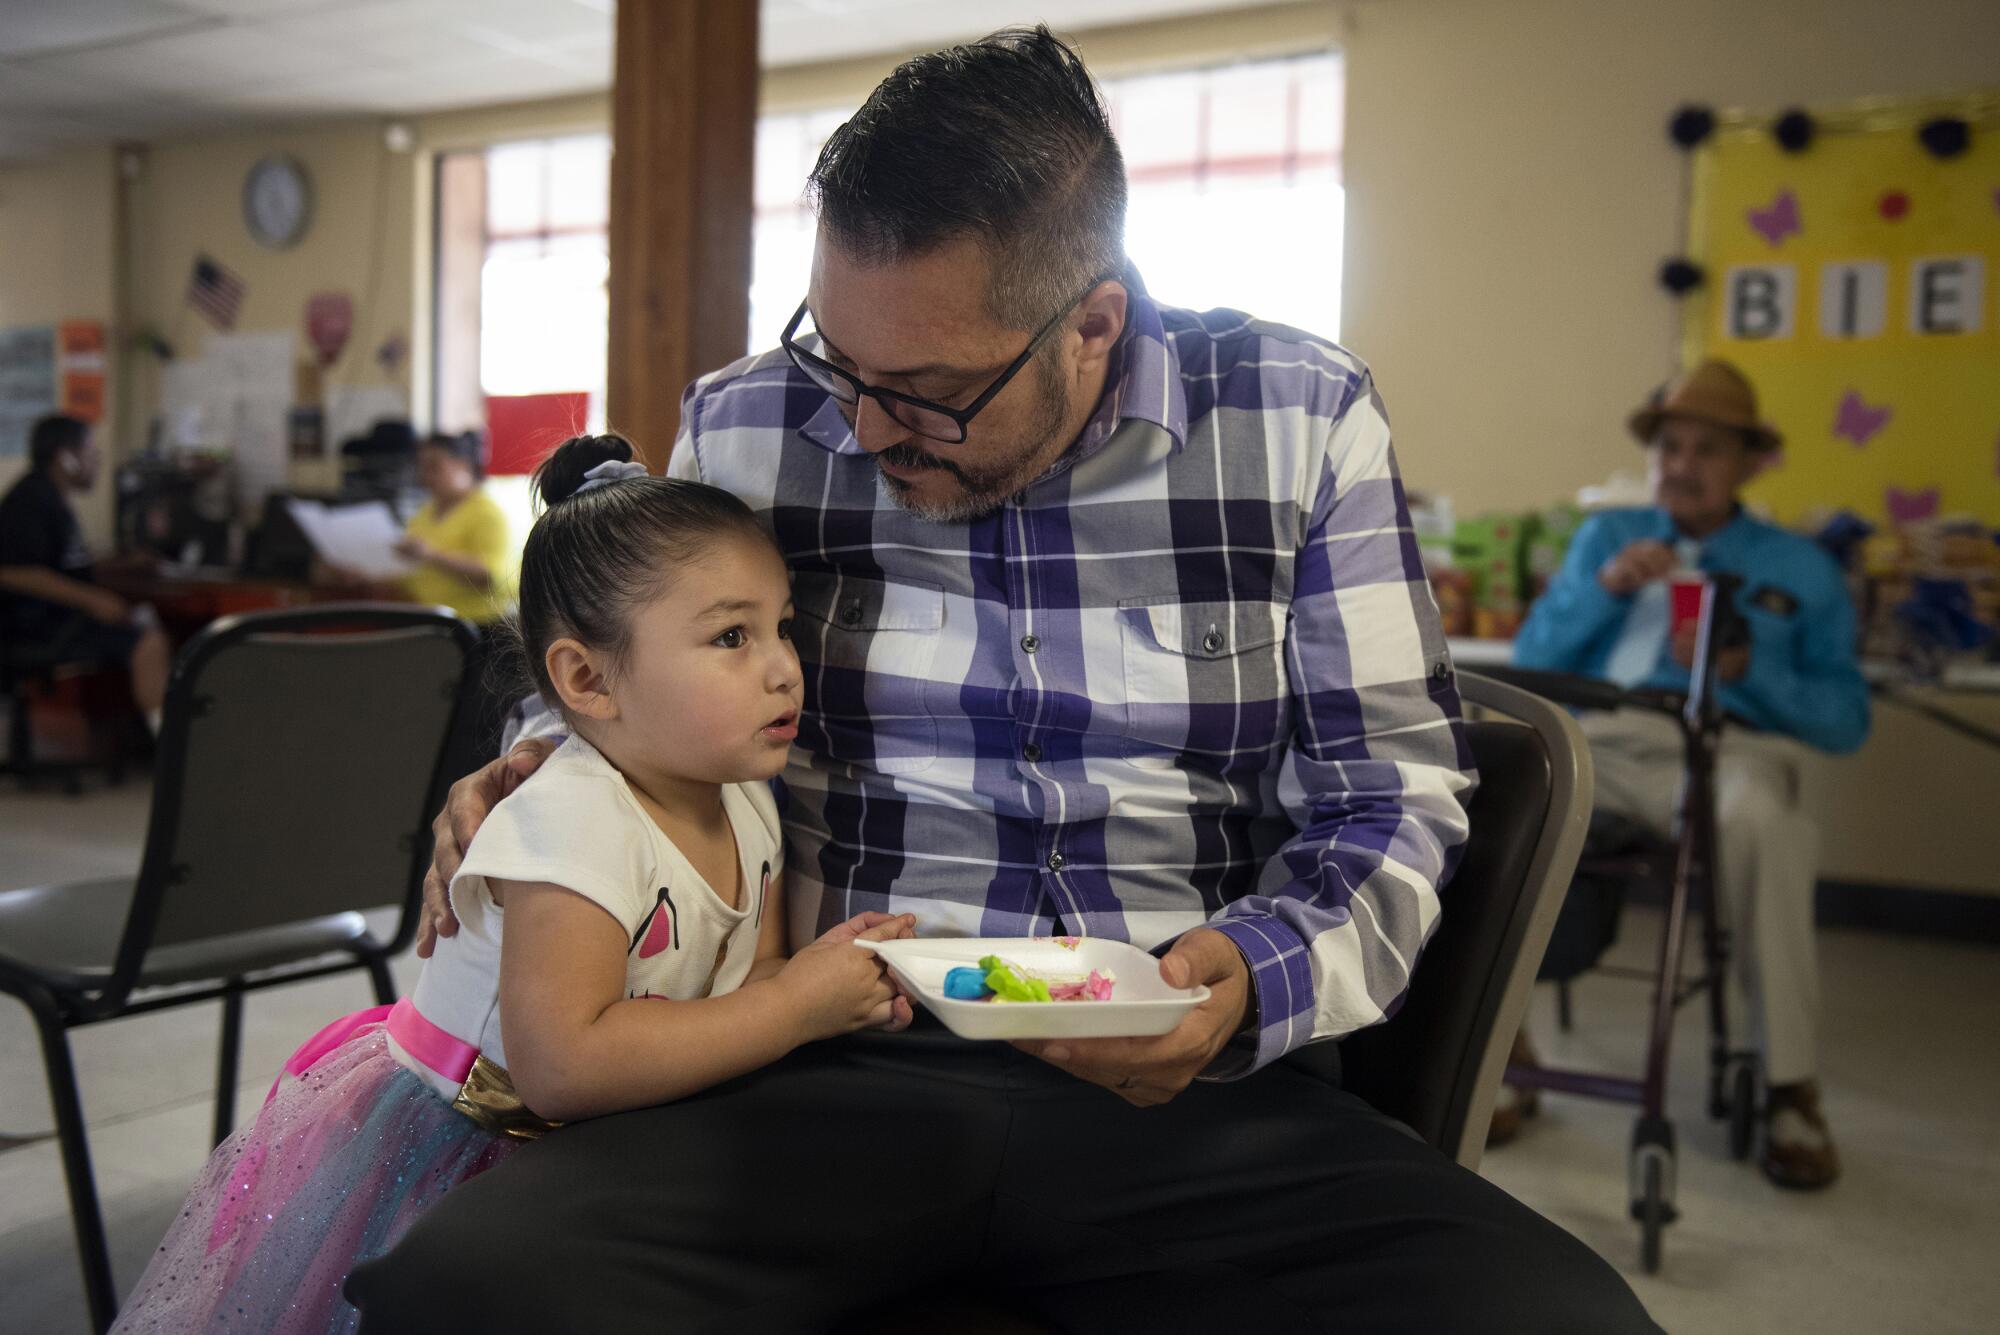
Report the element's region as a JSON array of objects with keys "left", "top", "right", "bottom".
[{"left": 876, "top": 357, "right": 1073, "bottom": 524}]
